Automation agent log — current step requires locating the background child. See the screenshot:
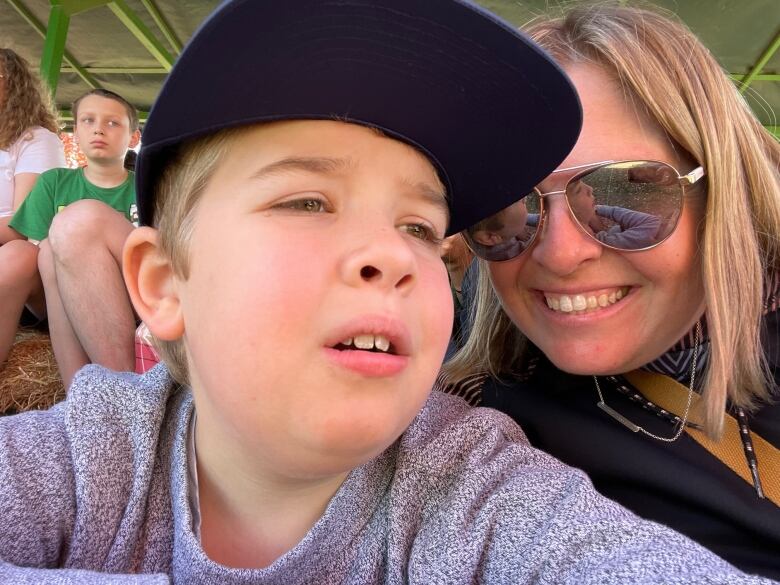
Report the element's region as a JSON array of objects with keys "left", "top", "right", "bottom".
[
  {"left": 0, "top": 47, "right": 64, "bottom": 245},
  {"left": 0, "top": 47, "right": 64, "bottom": 367},
  {"left": 9, "top": 88, "right": 139, "bottom": 241},
  {"left": 8, "top": 88, "right": 140, "bottom": 384},
  {"left": 0, "top": 0, "right": 773, "bottom": 583}
]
